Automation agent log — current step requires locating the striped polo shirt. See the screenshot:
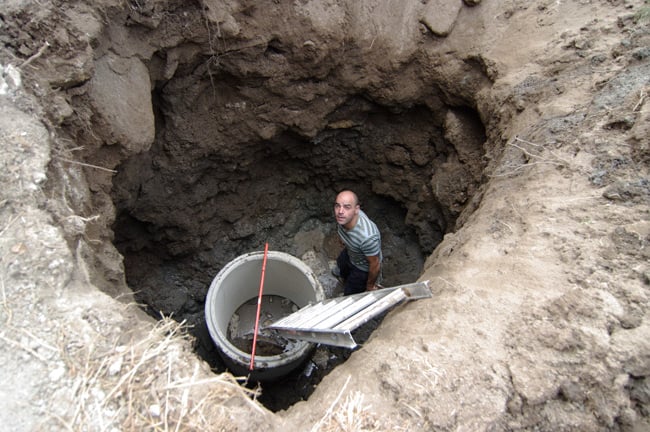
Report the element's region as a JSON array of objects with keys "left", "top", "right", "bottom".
[{"left": 337, "top": 210, "right": 382, "bottom": 272}]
